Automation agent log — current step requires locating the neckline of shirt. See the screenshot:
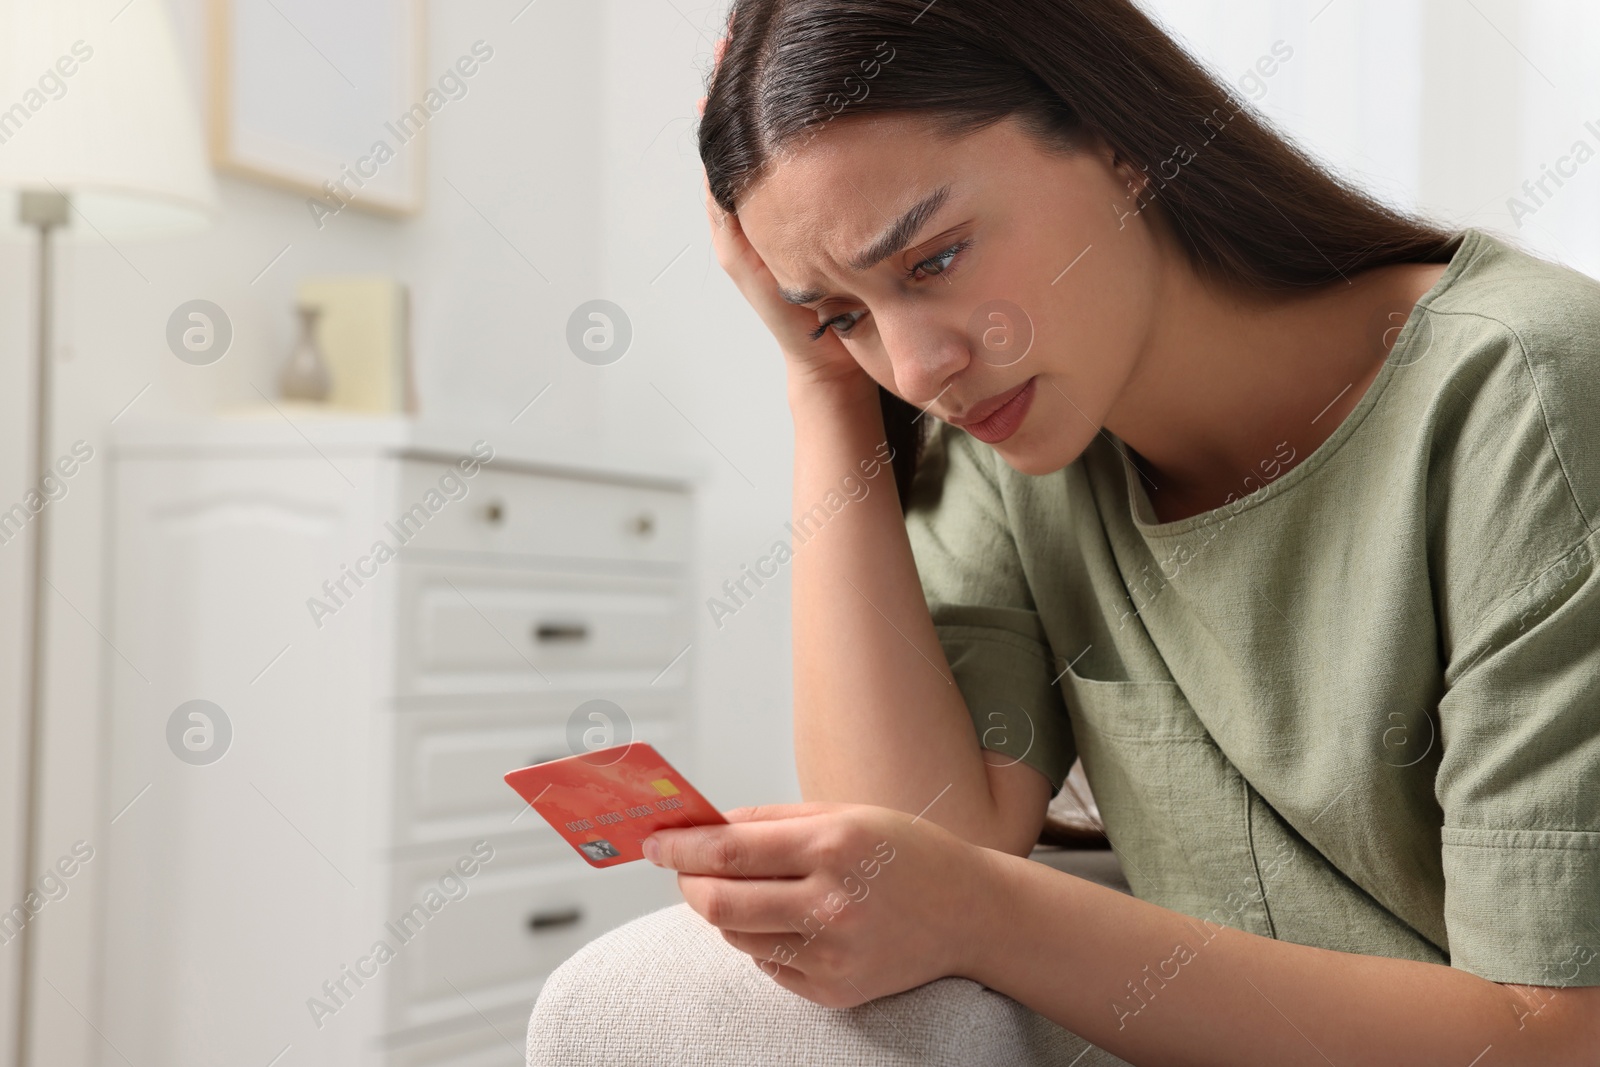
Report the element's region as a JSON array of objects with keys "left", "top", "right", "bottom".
[{"left": 1112, "top": 226, "right": 1490, "bottom": 539}]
